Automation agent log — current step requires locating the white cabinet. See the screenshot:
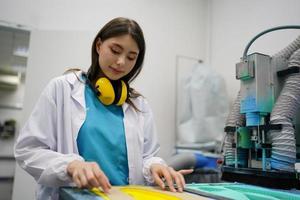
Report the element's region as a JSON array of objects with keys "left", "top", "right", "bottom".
[{"left": 0, "top": 23, "right": 30, "bottom": 200}]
